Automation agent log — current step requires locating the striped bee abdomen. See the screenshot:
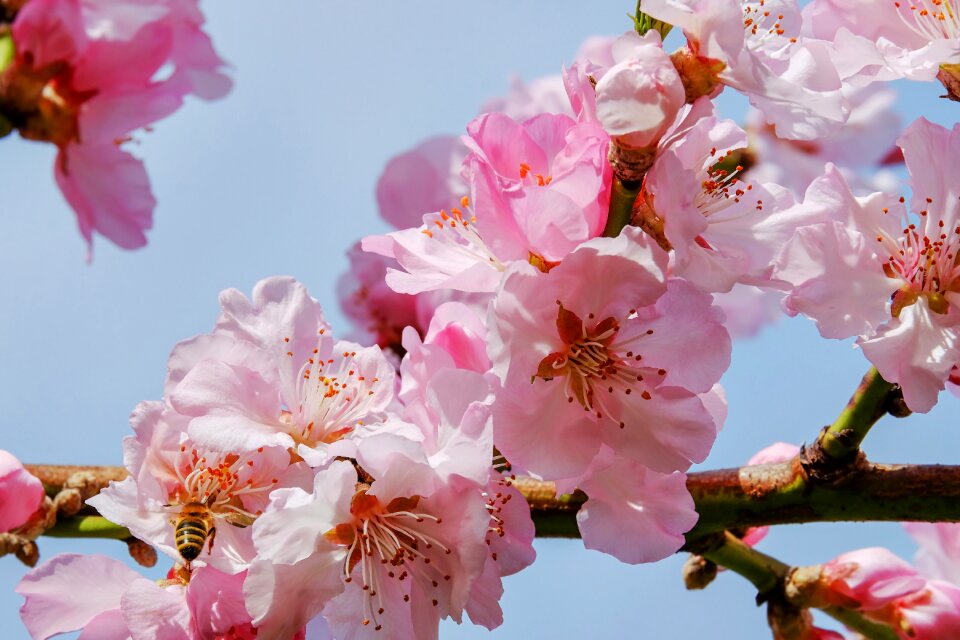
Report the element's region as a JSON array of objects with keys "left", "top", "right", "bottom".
[{"left": 174, "top": 502, "right": 214, "bottom": 562}]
